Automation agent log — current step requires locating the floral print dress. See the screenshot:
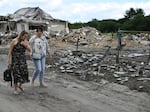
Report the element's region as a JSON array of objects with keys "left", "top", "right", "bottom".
[{"left": 11, "top": 43, "right": 29, "bottom": 84}]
